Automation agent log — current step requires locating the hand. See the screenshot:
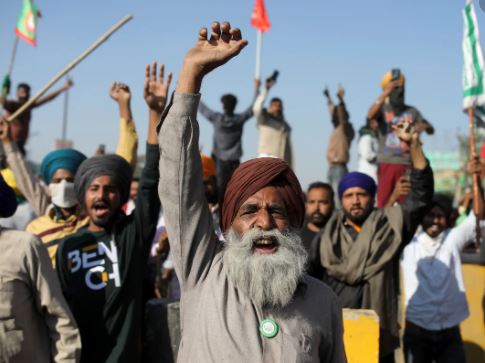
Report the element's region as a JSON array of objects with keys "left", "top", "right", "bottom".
[
  {"left": 383, "top": 79, "right": 402, "bottom": 96},
  {"left": 467, "top": 156, "right": 483, "bottom": 176},
  {"left": 336, "top": 84, "right": 345, "bottom": 100},
  {"left": 144, "top": 62, "right": 172, "bottom": 113},
  {"left": 323, "top": 87, "right": 330, "bottom": 99},
  {"left": 156, "top": 231, "right": 170, "bottom": 255},
  {"left": 110, "top": 82, "right": 131, "bottom": 103},
  {"left": 265, "top": 77, "right": 276, "bottom": 90},
  {"left": 255, "top": 78, "right": 261, "bottom": 90},
  {"left": 0, "top": 117, "right": 11, "bottom": 143},
  {"left": 63, "top": 78, "right": 74, "bottom": 91},
  {"left": 94, "top": 145, "right": 105, "bottom": 156},
  {"left": 265, "top": 78, "right": 275, "bottom": 90},
  {"left": 392, "top": 175, "right": 411, "bottom": 199},
  {"left": 178, "top": 21, "right": 248, "bottom": 93},
  {"left": 392, "top": 115, "right": 418, "bottom": 144}
]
